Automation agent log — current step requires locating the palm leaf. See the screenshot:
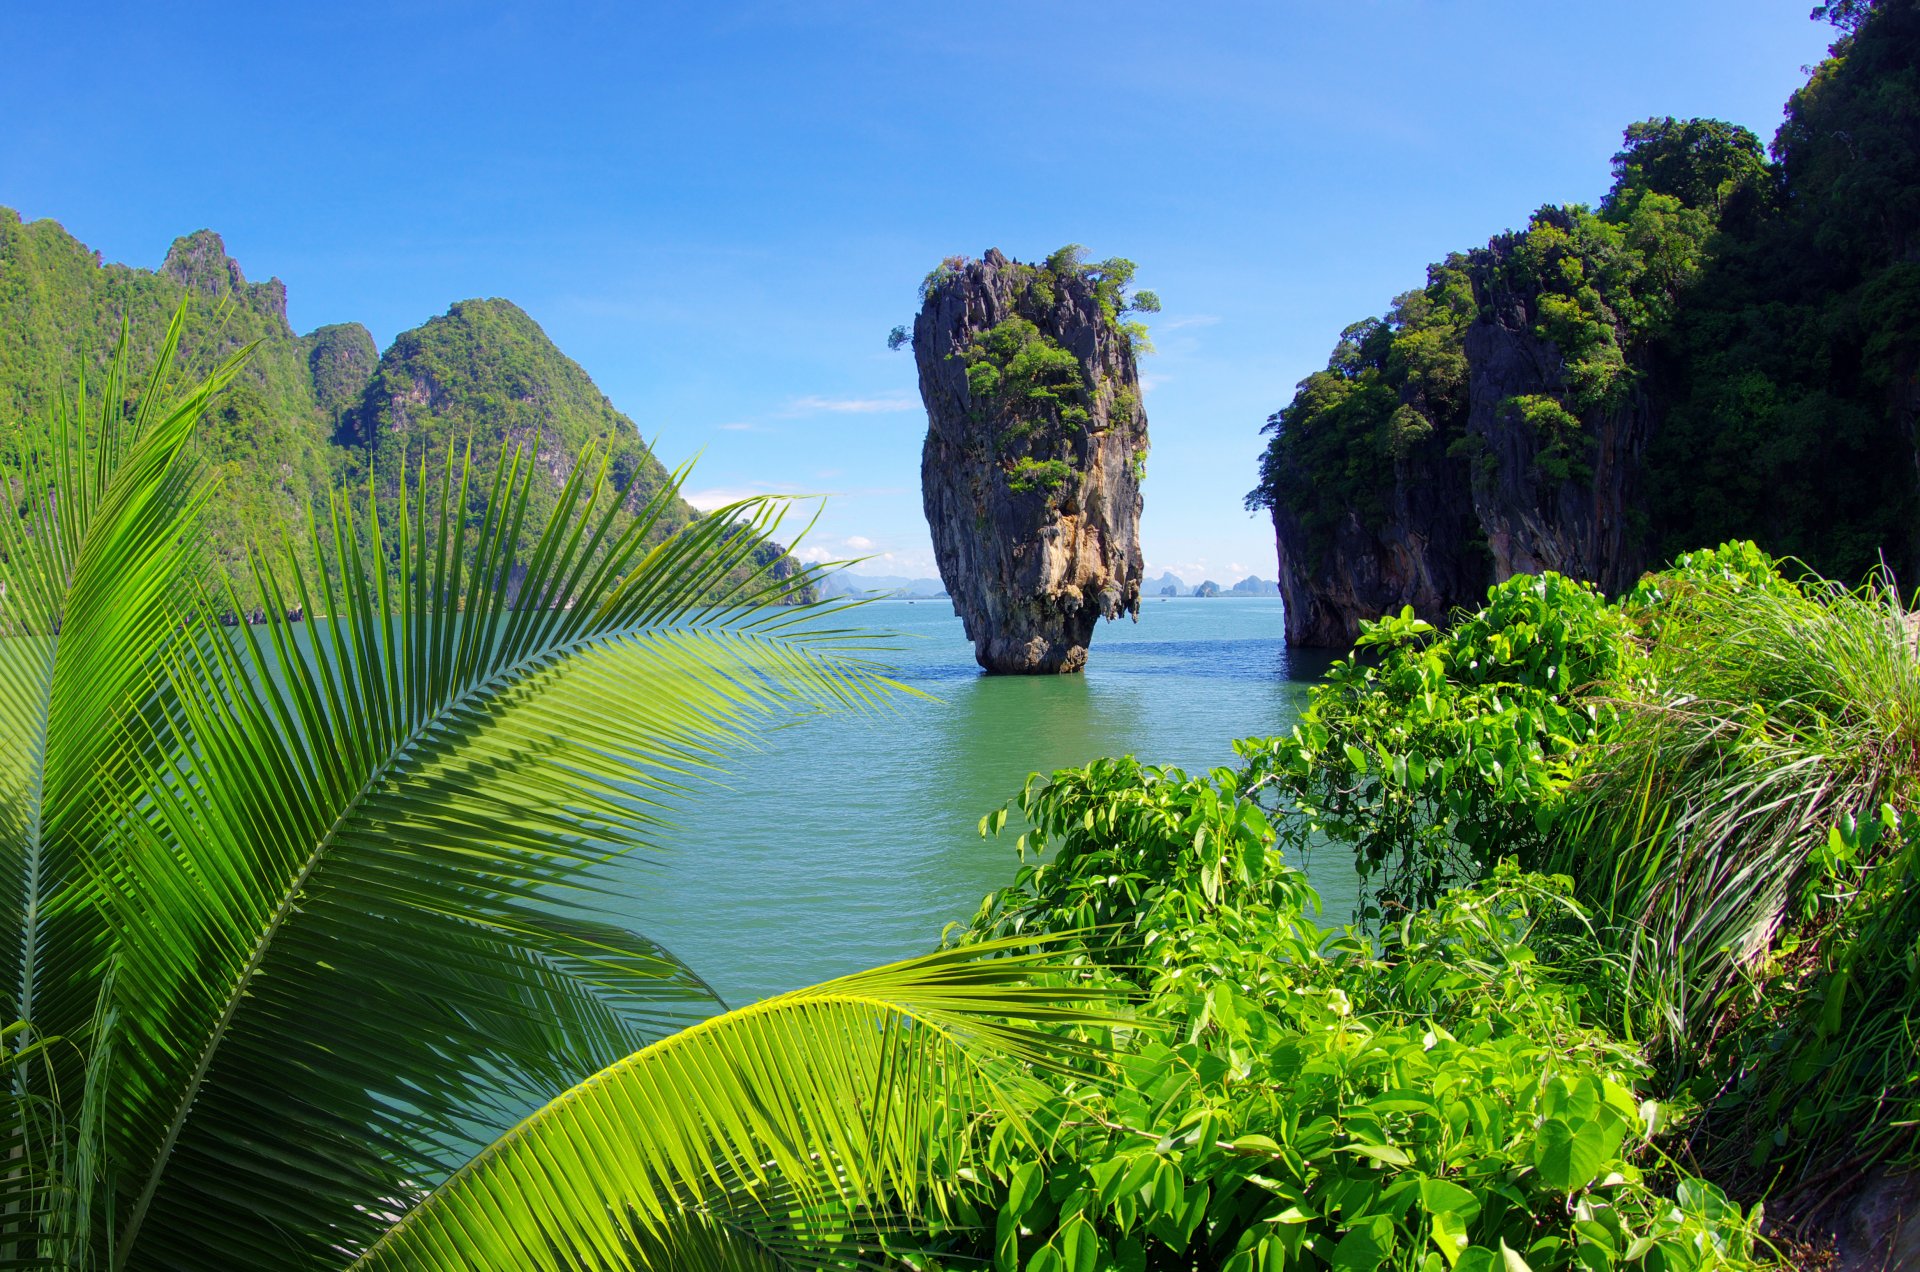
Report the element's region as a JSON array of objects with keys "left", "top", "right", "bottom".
[
  {"left": 0, "top": 309, "right": 247, "bottom": 1248},
  {"left": 92, "top": 439, "right": 900, "bottom": 1268},
  {"left": 354, "top": 940, "right": 1110, "bottom": 1272}
]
